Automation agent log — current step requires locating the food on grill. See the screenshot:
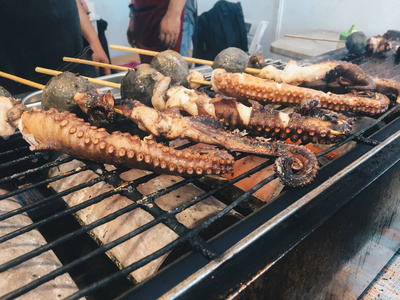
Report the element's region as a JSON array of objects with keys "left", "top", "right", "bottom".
[
  {"left": 212, "top": 47, "right": 249, "bottom": 73},
  {"left": 366, "top": 35, "right": 392, "bottom": 54},
  {"left": 187, "top": 69, "right": 206, "bottom": 90},
  {"left": 0, "top": 189, "right": 80, "bottom": 298},
  {"left": 151, "top": 77, "right": 353, "bottom": 144},
  {"left": 41, "top": 71, "right": 94, "bottom": 113},
  {"left": 76, "top": 90, "right": 319, "bottom": 187},
  {"left": 248, "top": 53, "right": 265, "bottom": 69},
  {"left": 19, "top": 107, "right": 234, "bottom": 176},
  {"left": 373, "top": 77, "right": 400, "bottom": 103},
  {"left": 150, "top": 50, "right": 190, "bottom": 87},
  {"left": 212, "top": 68, "right": 390, "bottom": 115},
  {"left": 120, "top": 64, "right": 164, "bottom": 106},
  {"left": 48, "top": 160, "right": 241, "bottom": 283},
  {"left": 345, "top": 31, "right": 367, "bottom": 56},
  {"left": 258, "top": 60, "right": 376, "bottom": 91},
  {"left": 0, "top": 86, "right": 11, "bottom": 97},
  {"left": 74, "top": 88, "right": 116, "bottom": 128},
  {"left": 0, "top": 96, "right": 25, "bottom": 139}
]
